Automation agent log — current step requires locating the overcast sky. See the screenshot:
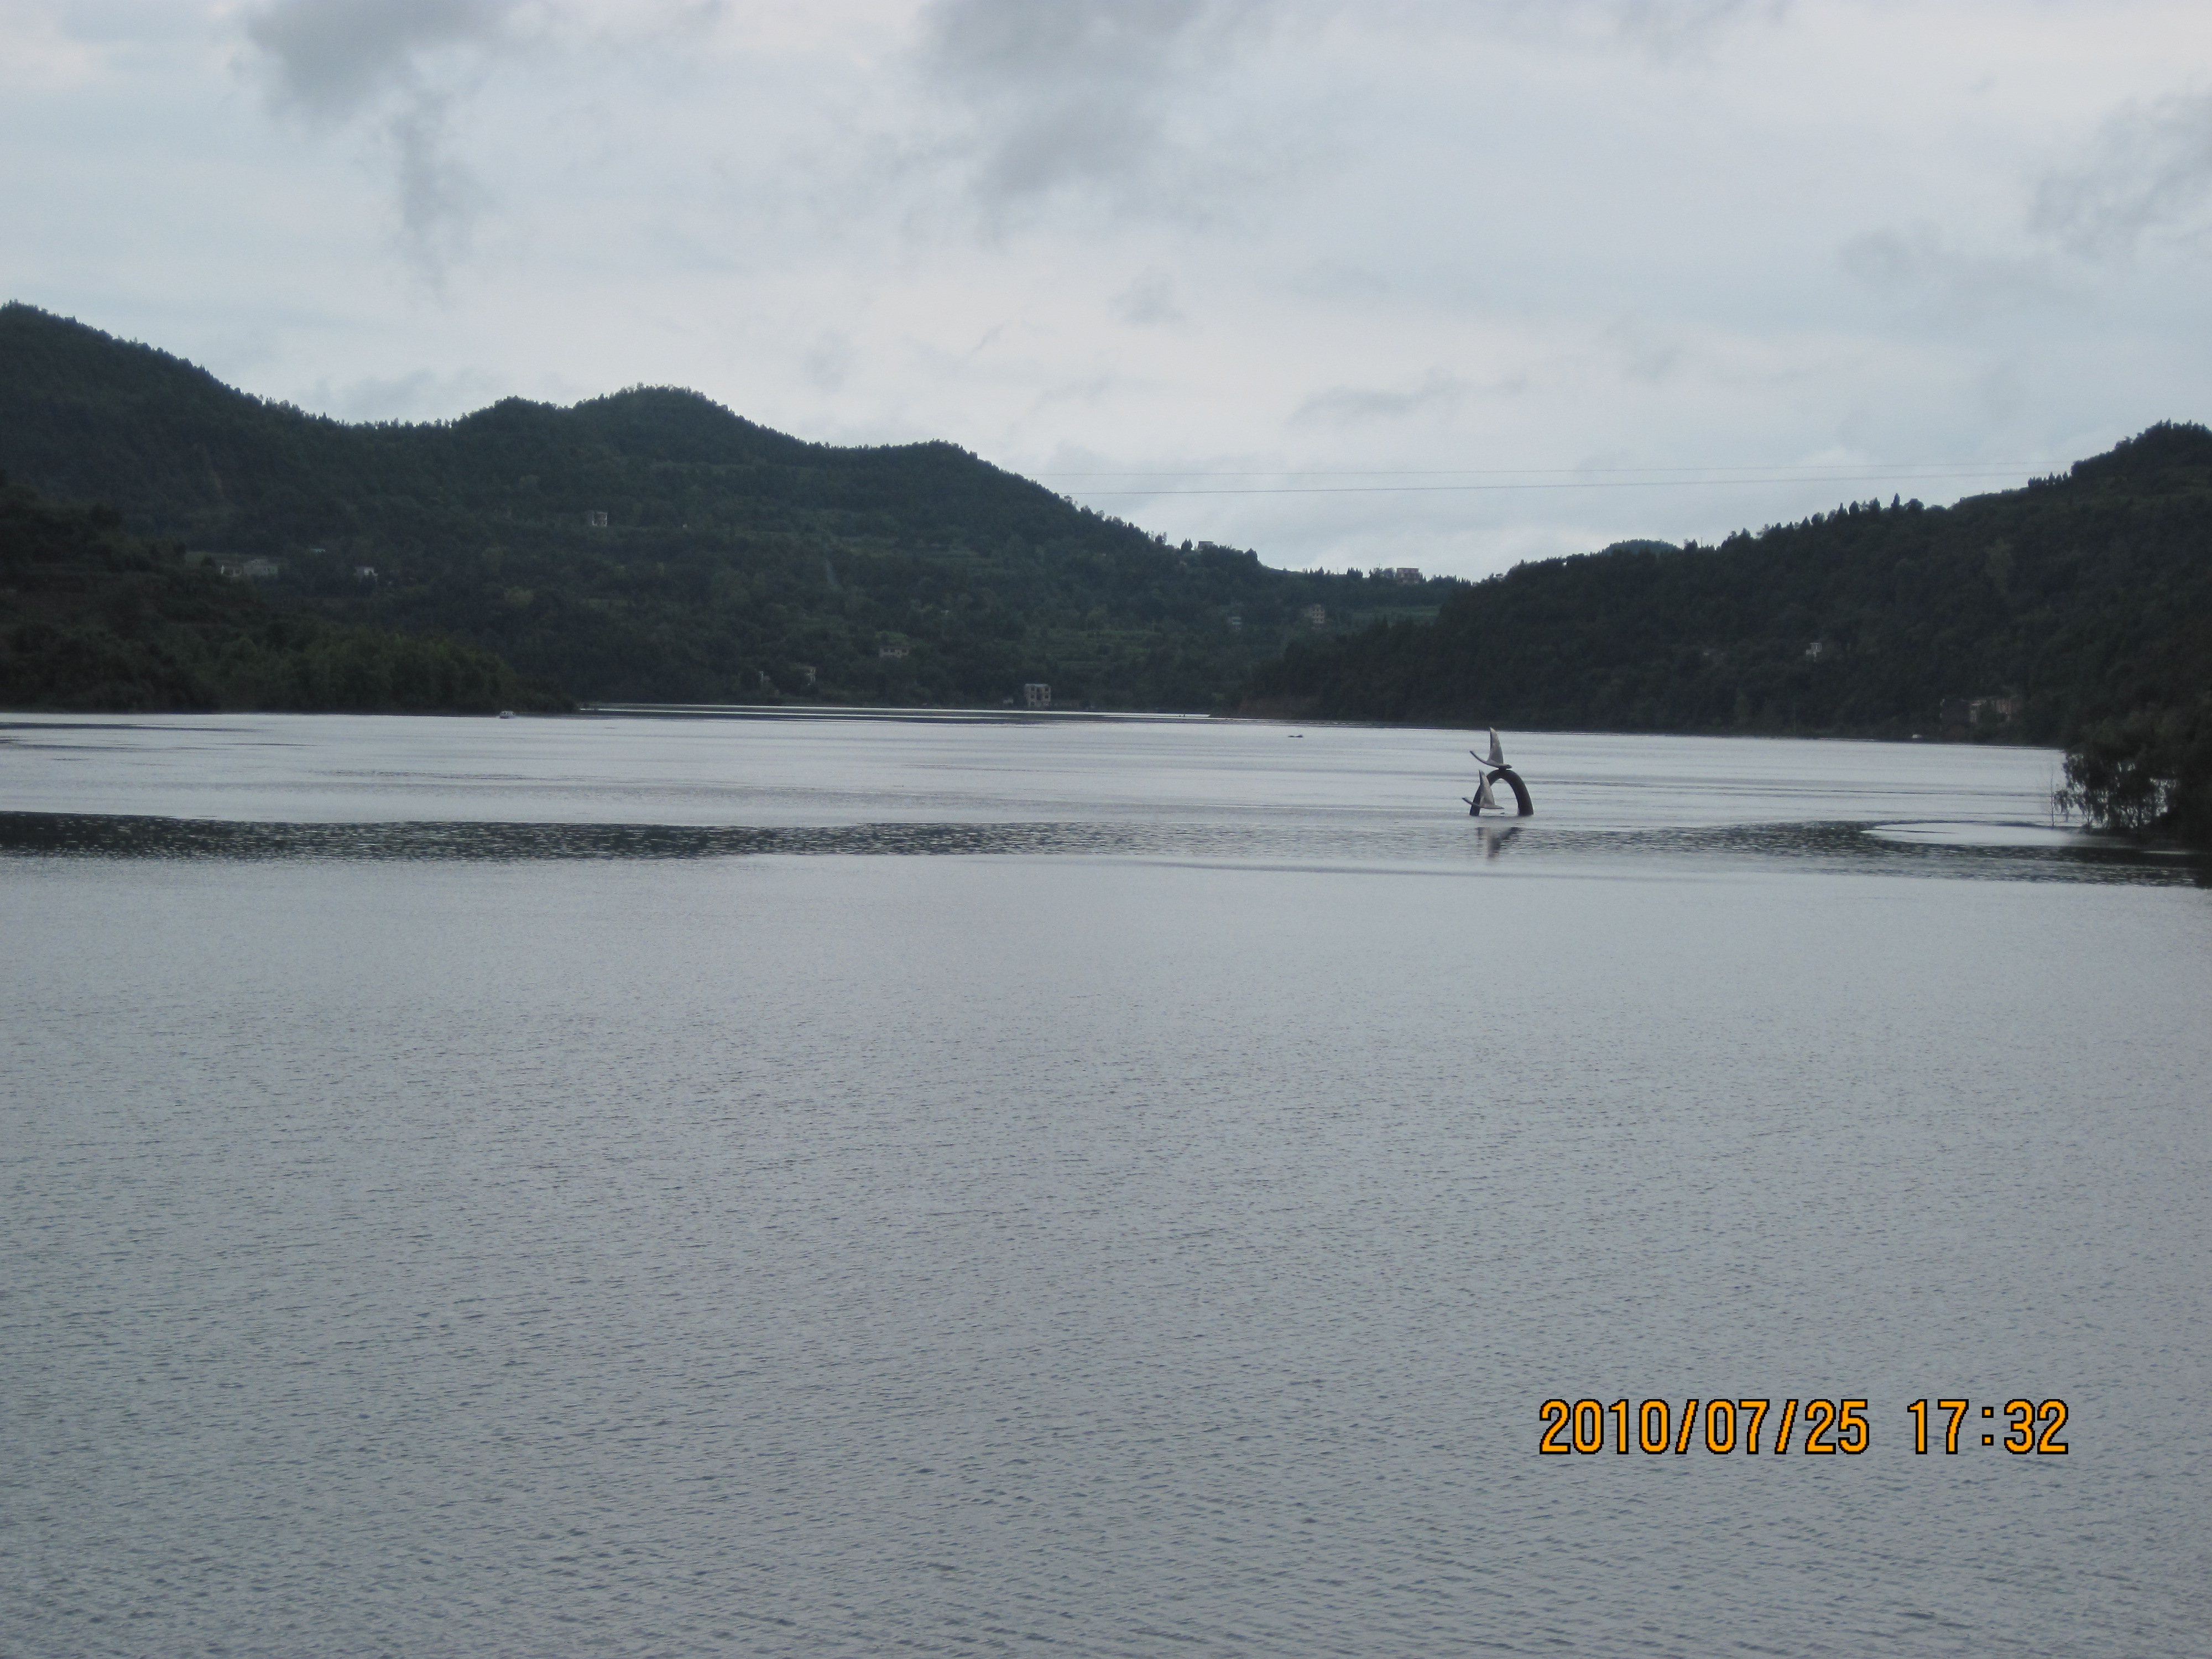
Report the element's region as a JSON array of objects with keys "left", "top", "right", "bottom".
[{"left": 7, "top": 1, "right": 2211, "bottom": 575}]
